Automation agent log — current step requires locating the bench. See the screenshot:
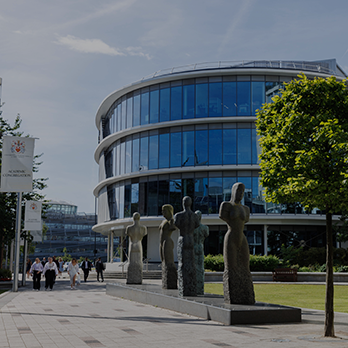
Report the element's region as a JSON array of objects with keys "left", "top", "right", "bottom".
[{"left": 272, "top": 268, "right": 298, "bottom": 282}]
